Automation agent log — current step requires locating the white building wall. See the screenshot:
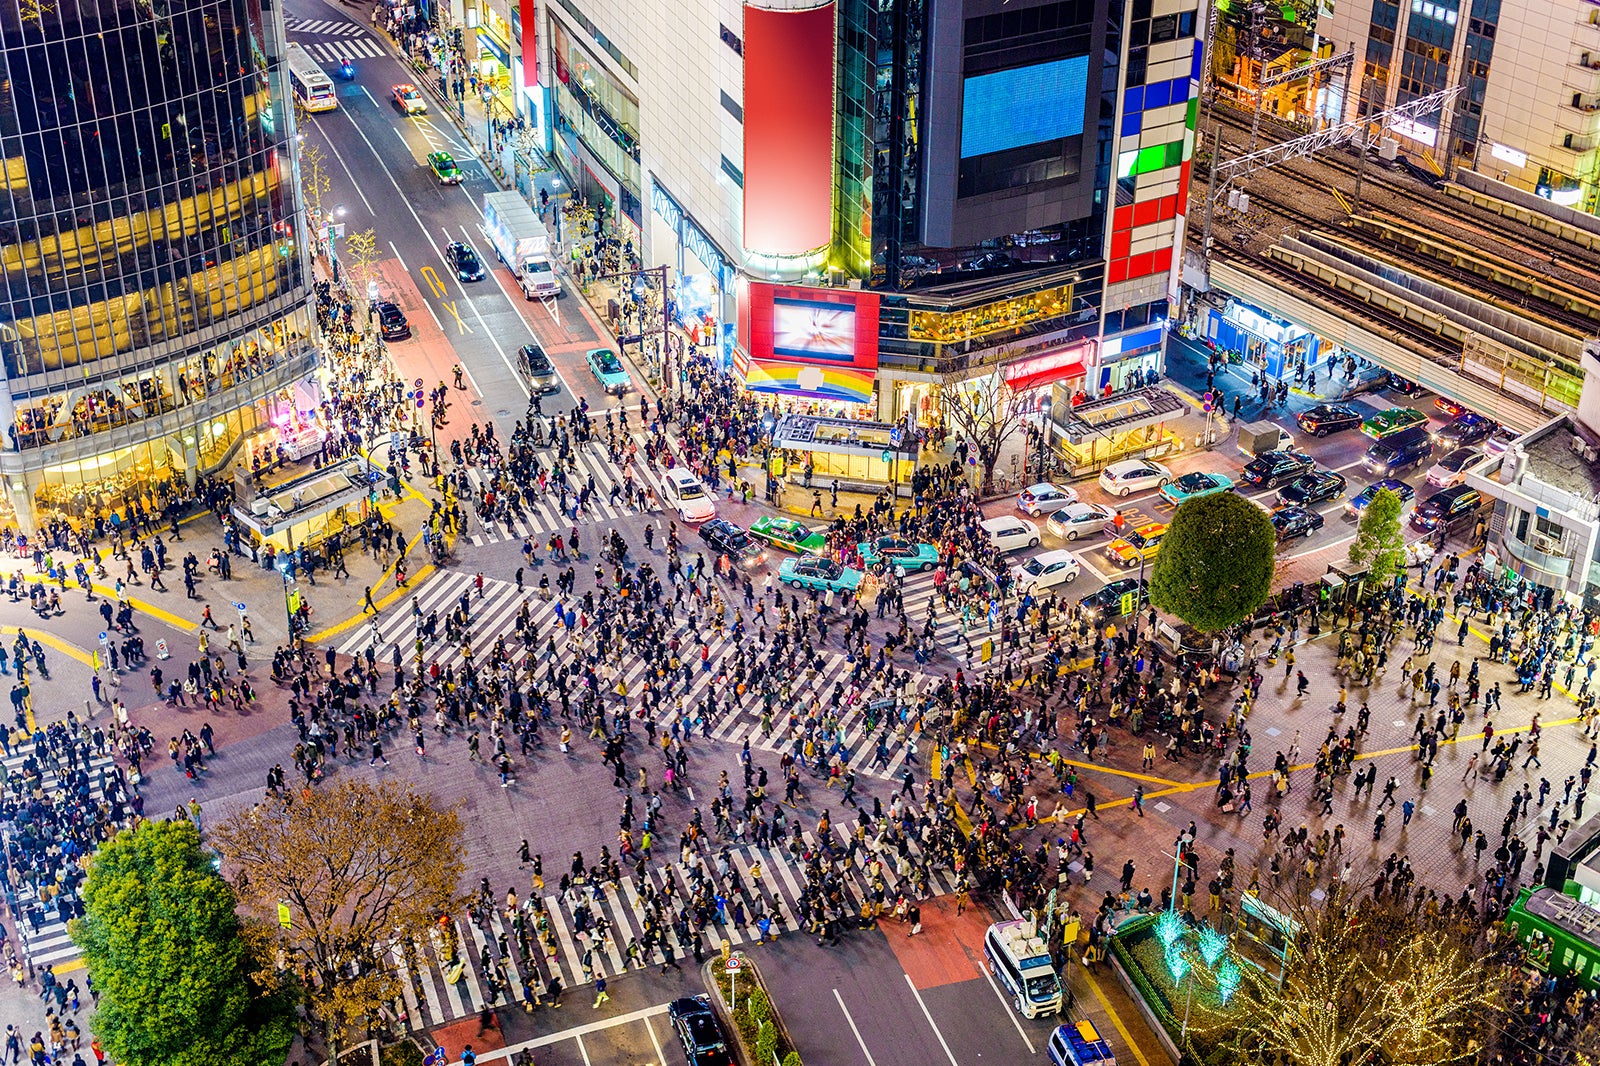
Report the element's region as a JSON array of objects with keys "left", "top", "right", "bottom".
[{"left": 560, "top": 0, "right": 745, "bottom": 268}]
